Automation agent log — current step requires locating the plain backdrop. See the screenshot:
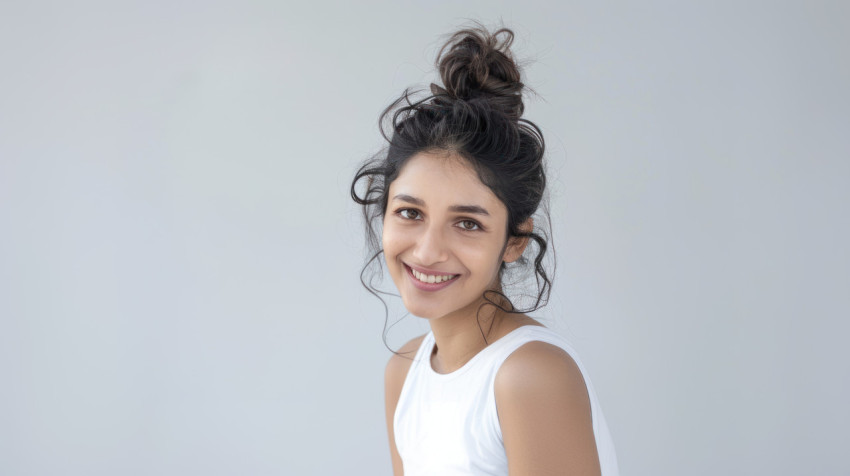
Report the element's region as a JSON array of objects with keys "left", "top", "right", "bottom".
[{"left": 1, "top": 1, "right": 848, "bottom": 475}]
